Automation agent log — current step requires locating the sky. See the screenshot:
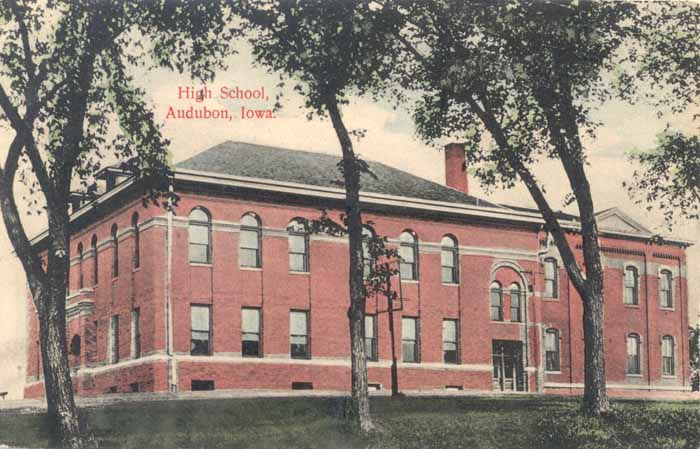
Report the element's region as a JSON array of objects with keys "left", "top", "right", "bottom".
[{"left": 0, "top": 41, "right": 697, "bottom": 400}]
